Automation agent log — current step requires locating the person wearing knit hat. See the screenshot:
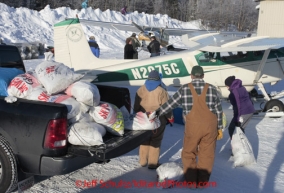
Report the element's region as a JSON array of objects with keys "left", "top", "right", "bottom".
[
  {"left": 134, "top": 70, "right": 173, "bottom": 169},
  {"left": 152, "top": 65, "right": 223, "bottom": 187},
  {"left": 129, "top": 33, "right": 141, "bottom": 59},
  {"left": 225, "top": 76, "right": 235, "bottom": 87},
  {"left": 224, "top": 76, "right": 255, "bottom": 143}
]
